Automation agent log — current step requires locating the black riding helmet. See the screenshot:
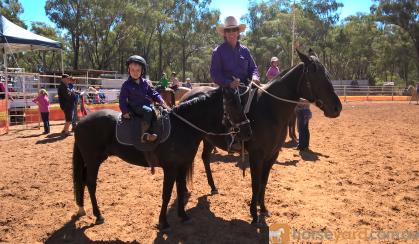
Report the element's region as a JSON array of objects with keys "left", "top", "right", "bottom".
[{"left": 126, "top": 55, "right": 147, "bottom": 76}]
